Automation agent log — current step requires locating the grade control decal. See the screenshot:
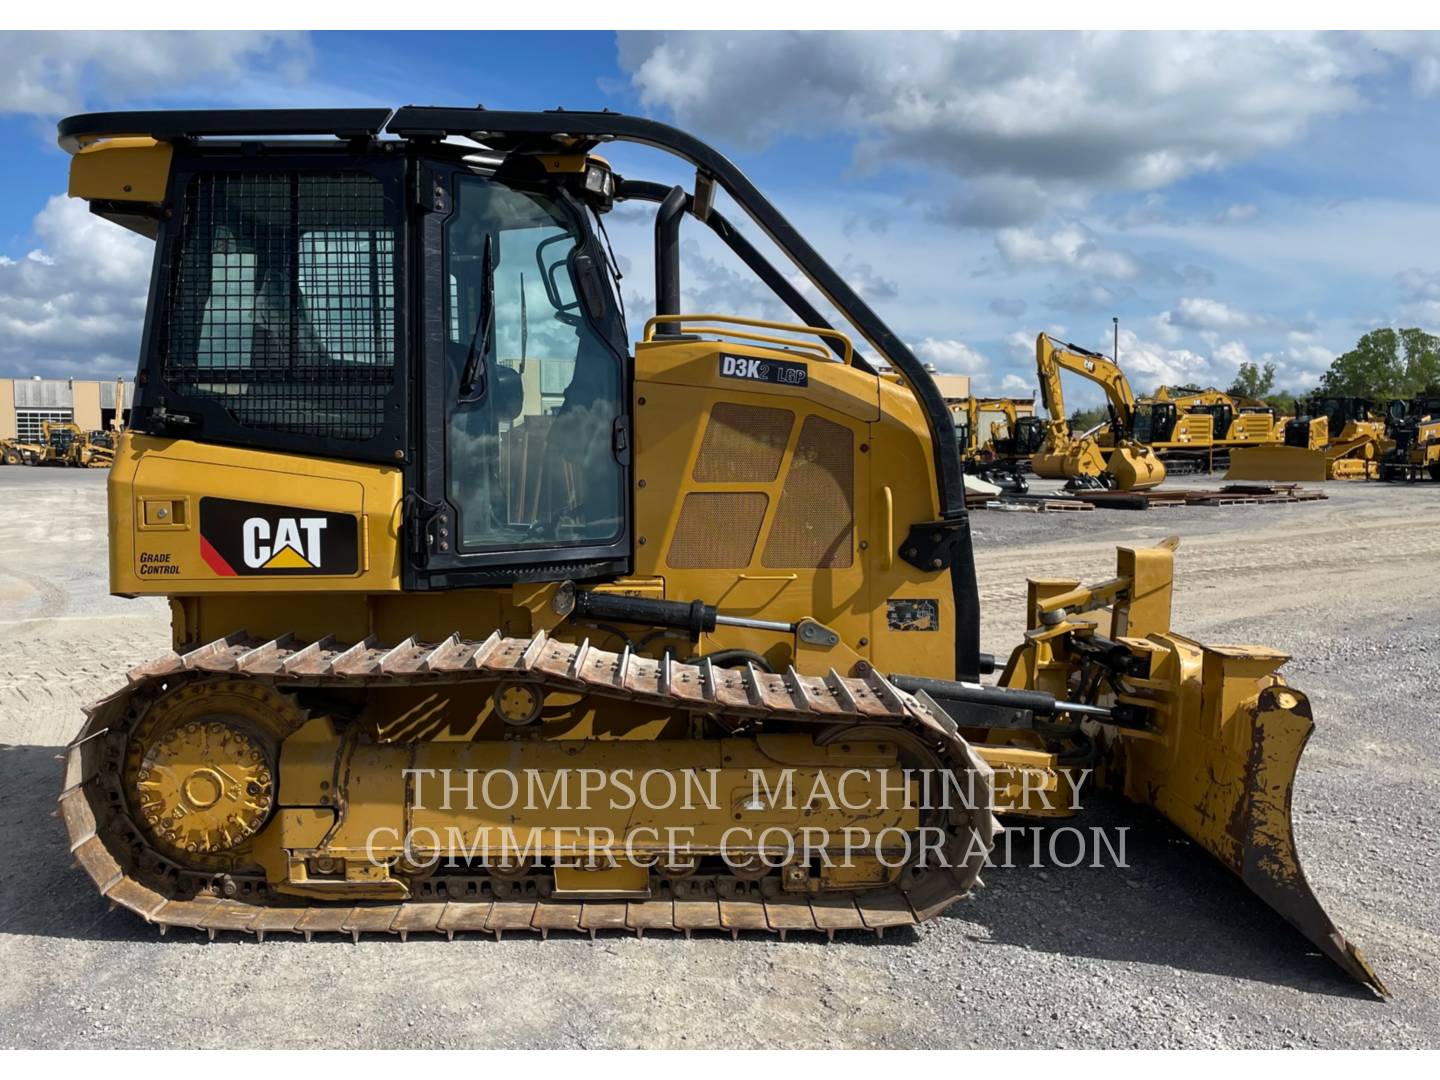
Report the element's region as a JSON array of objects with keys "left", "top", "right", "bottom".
[{"left": 198, "top": 497, "right": 359, "bottom": 577}]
